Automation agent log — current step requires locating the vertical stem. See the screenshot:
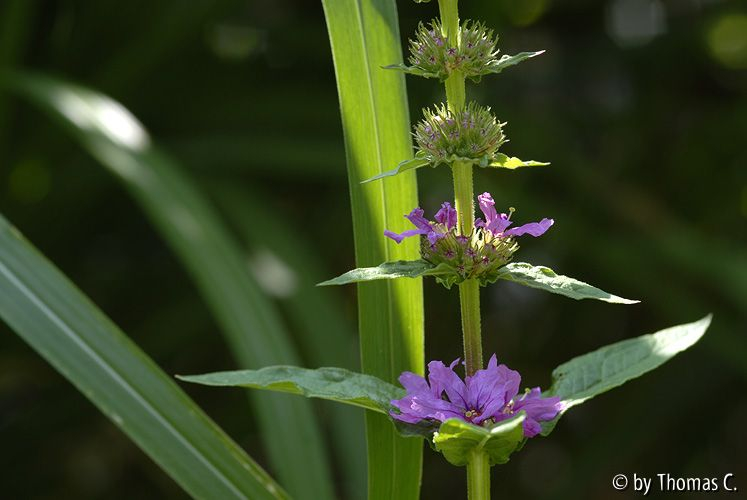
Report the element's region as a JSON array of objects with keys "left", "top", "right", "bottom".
[
  {"left": 467, "top": 451, "right": 491, "bottom": 500},
  {"left": 438, "top": 1, "right": 490, "bottom": 497},
  {"left": 452, "top": 160, "right": 473, "bottom": 236},
  {"left": 459, "top": 279, "right": 482, "bottom": 375},
  {"left": 439, "top": 0, "right": 482, "bottom": 378},
  {"left": 444, "top": 71, "right": 465, "bottom": 112}
]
